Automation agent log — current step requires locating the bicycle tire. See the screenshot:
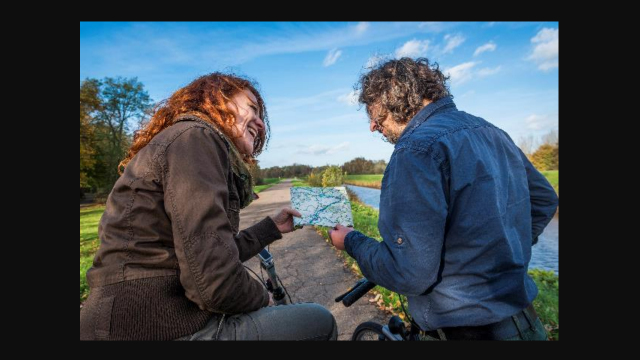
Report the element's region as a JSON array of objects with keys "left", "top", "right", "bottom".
[{"left": 352, "top": 322, "right": 386, "bottom": 341}]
